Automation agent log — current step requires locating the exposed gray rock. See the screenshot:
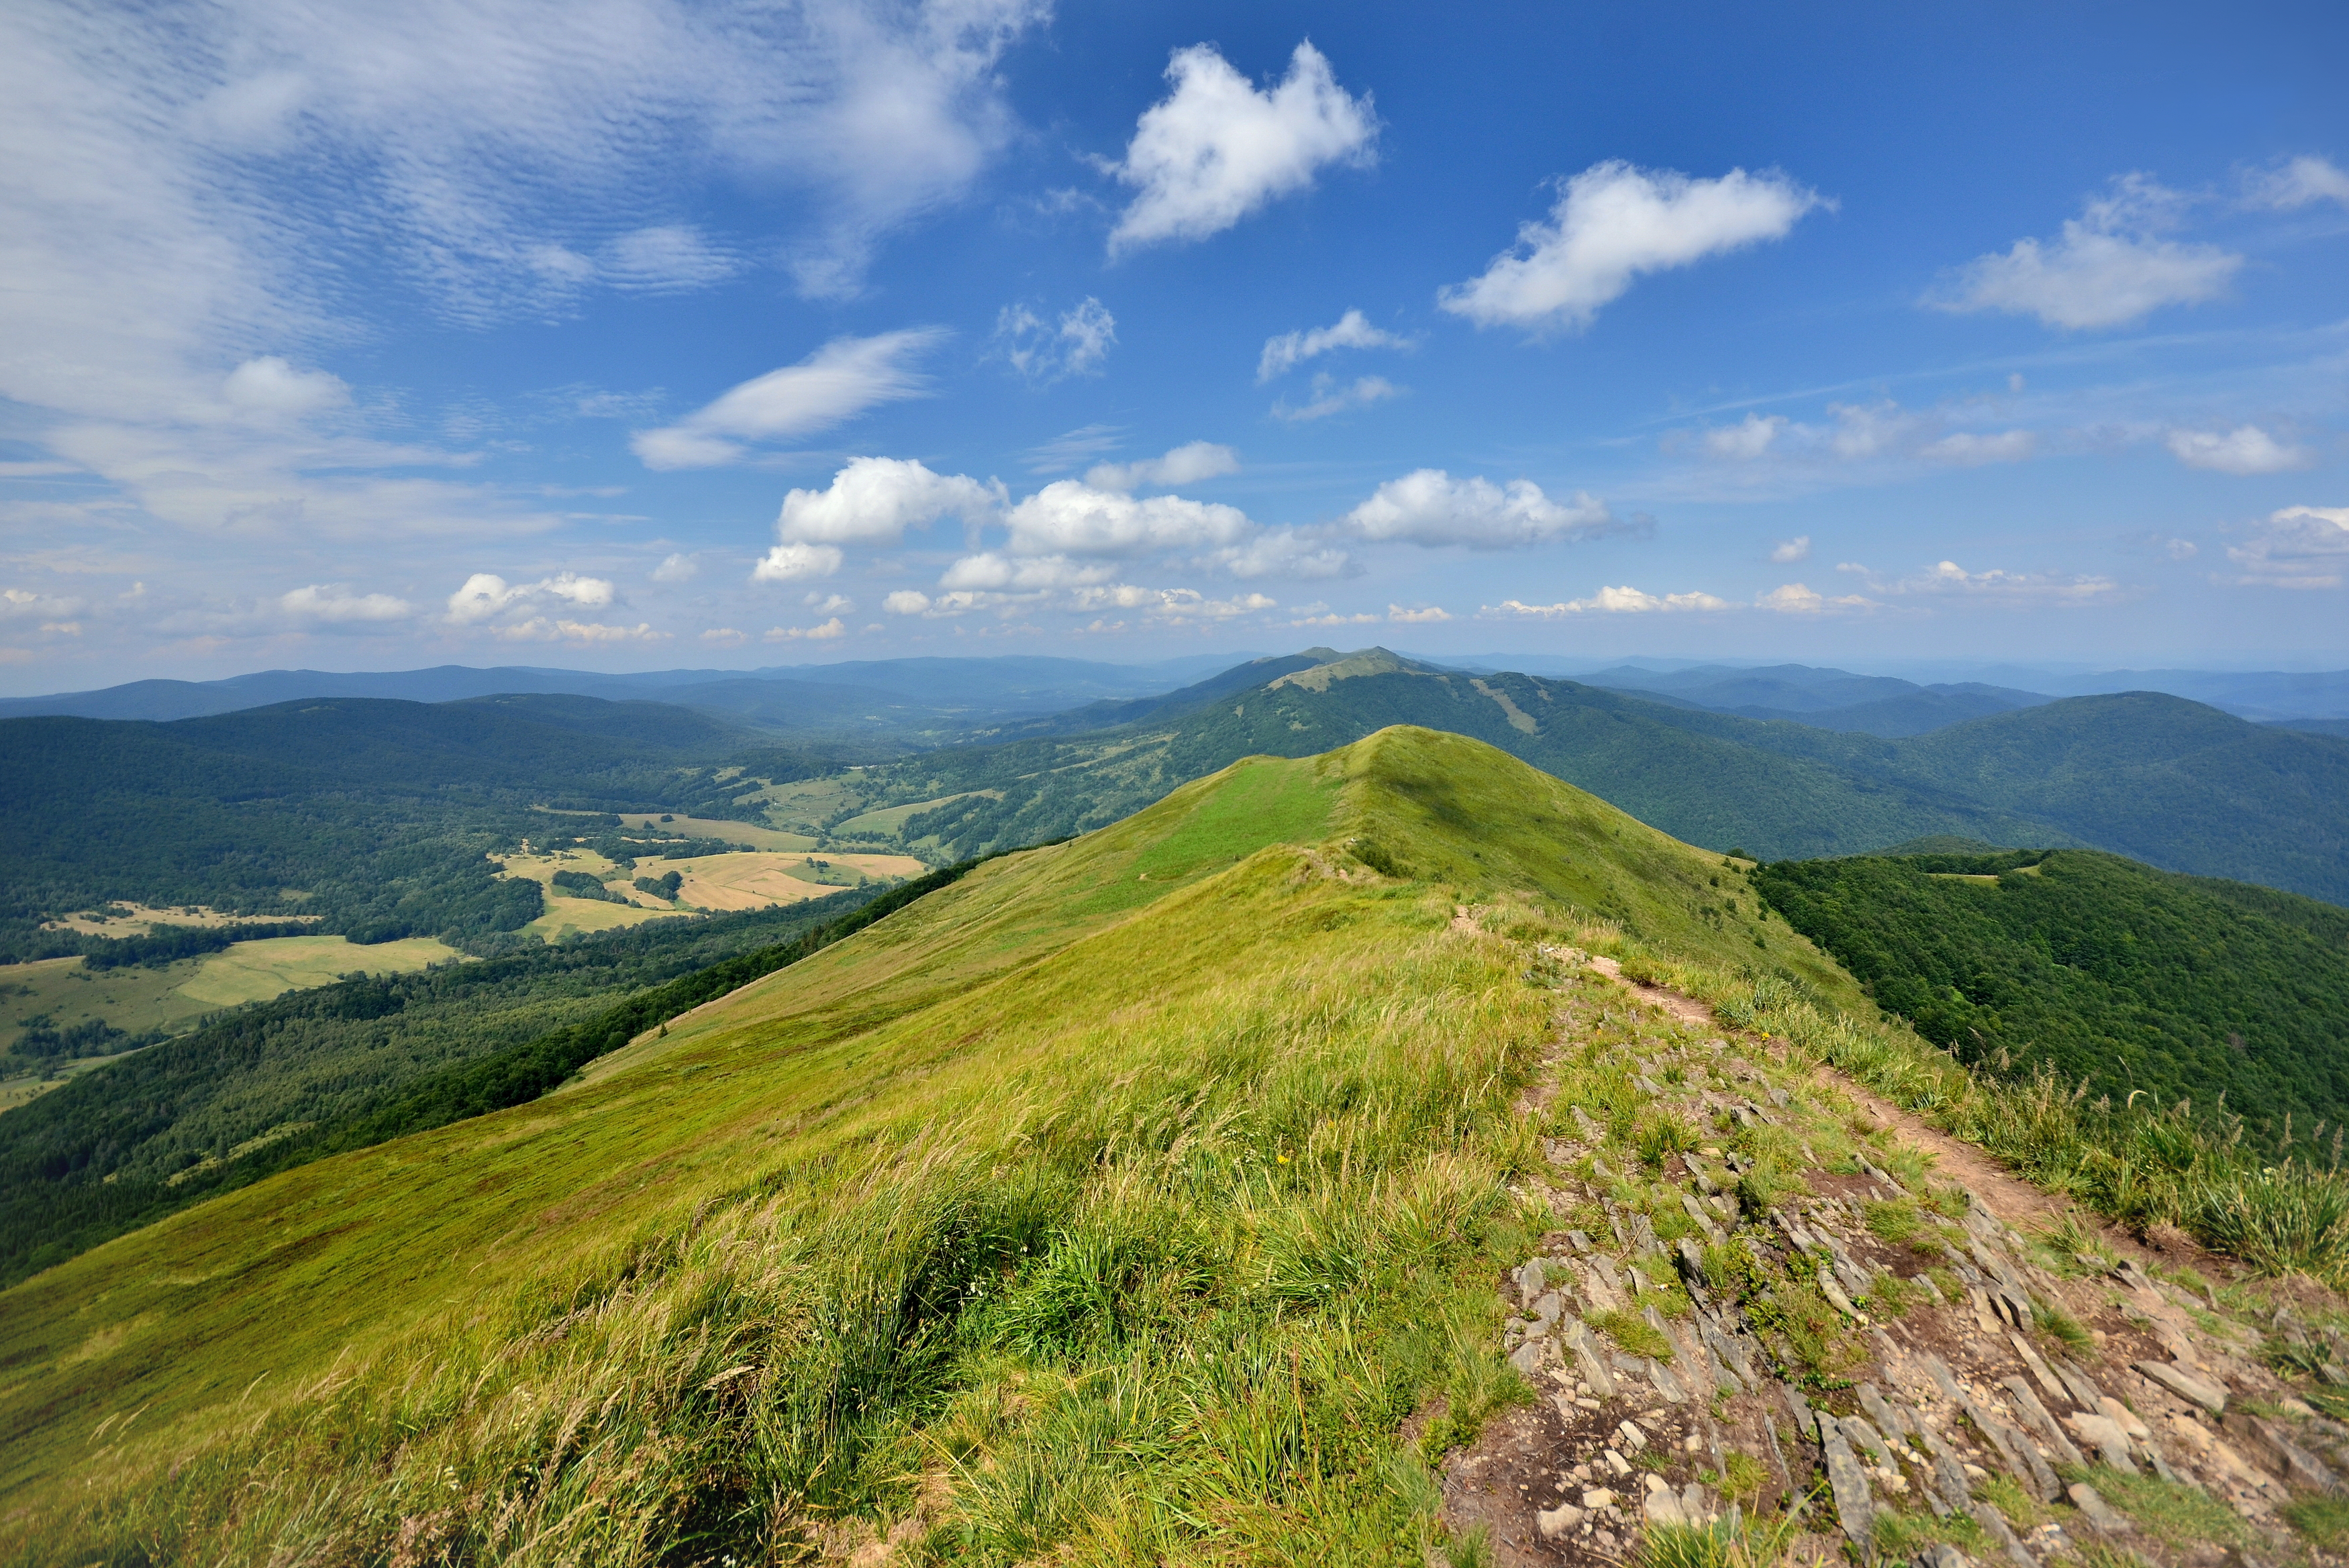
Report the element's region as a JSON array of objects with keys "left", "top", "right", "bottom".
[
  {"left": 1537, "top": 1502, "right": 1583, "bottom": 1540},
  {"left": 2001, "top": 1375, "right": 2085, "bottom": 1467},
  {"left": 1969, "top": 1498, "right": 2039, "bottom": 1568},
  {"left": 2067, "top": 1413, "right": 2139, "bottom": 1473},
  {"left": 1819, "top": 1415, "right": 1875, "bottom": 1547},
  {"left": 2068, "top": 1481, "right": 2132, "bottom": 1535},
  {"left": 1859, "top": 1381, "right": 1910, "bottom": 1439},
  {"left": 1842, "top": 1413, "right": 1897, "bottom": 1472},
  {"left": 2227, "top": 1413, "right": 2344, "bottom": 1495},
  {"left": 2136, "top": 1359, "right": 2228, "bottom": 1415},
  {"left": 2052, "top": 1357, "right": 2109, "bottom": 1415}
]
